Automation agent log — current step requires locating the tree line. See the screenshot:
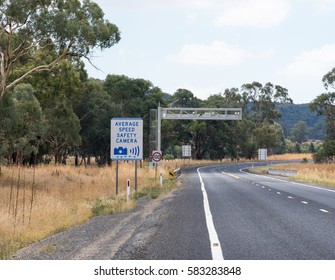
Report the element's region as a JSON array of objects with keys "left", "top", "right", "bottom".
[{"left": 1, "top": 0, "right": 334, "bottom": 166}]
